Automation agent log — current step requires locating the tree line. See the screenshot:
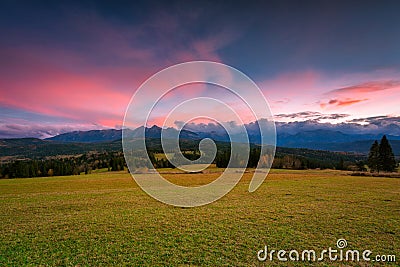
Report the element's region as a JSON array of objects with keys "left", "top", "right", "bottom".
[
  {"left": 215, "top": 148, "right": 366, "bottom": 170},
  {"left": 0, "top": 152, "right": 126, "bottom": 178},
  {"left": 1, "top": 136, "right": 397, "bottom": 178}
]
